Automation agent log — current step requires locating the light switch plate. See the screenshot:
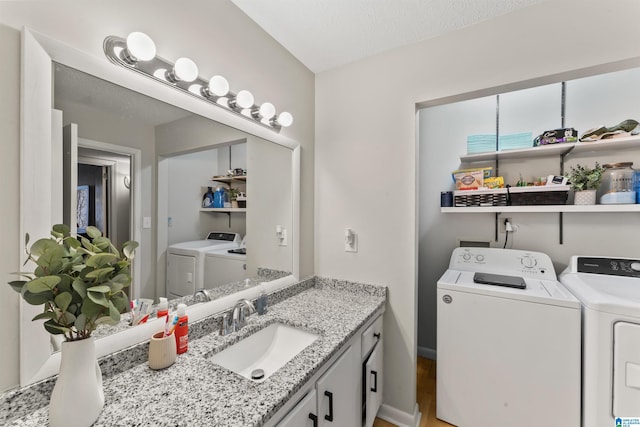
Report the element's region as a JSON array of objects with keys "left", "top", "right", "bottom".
[
  {"left": 345, "top": 231, "right": 358, "bottom": 252},
  {"left": 143, "top": 217, "right": 152, "bottom": 229}
]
